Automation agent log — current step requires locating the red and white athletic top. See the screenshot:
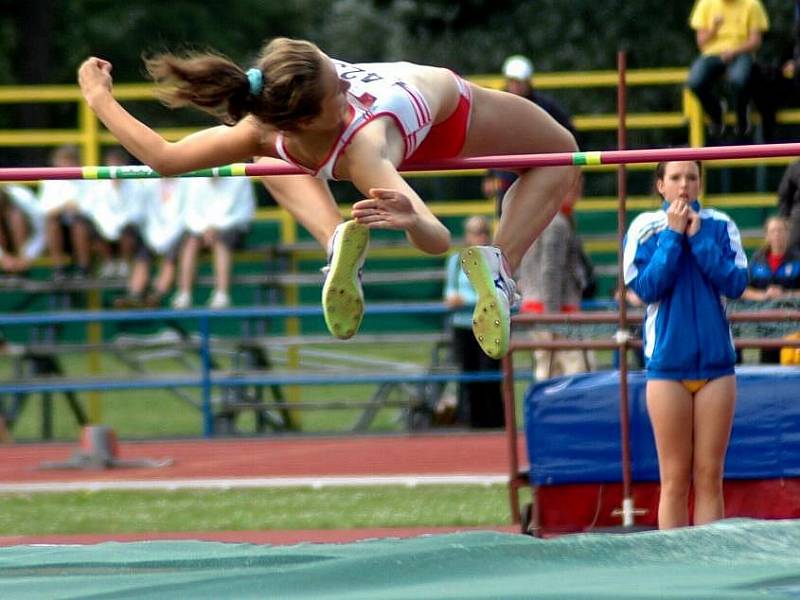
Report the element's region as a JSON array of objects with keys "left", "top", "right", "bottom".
[{"left": 274, "top": 59, "right": 433, "bottom": 180}]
